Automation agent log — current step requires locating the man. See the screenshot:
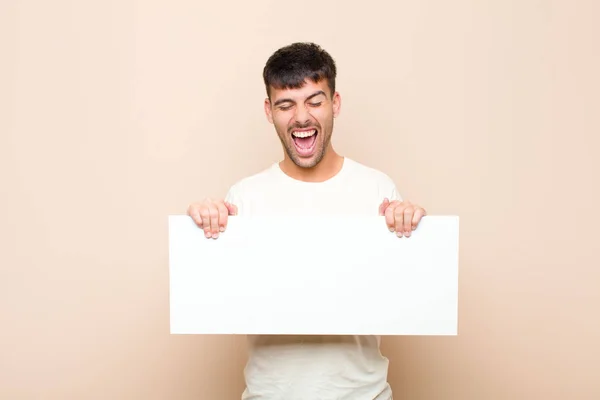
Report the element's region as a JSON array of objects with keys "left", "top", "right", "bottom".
[{"left": 187, "top": 42, "right": 426, "bottom": 400}]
